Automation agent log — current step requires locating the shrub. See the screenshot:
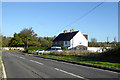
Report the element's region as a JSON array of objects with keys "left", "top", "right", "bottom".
[
  {"left": 28, "top": 47, "right": 48, "bottom": 51},
  {"left": 62, "top": 46, "right": 68, "bottom": 50}
]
